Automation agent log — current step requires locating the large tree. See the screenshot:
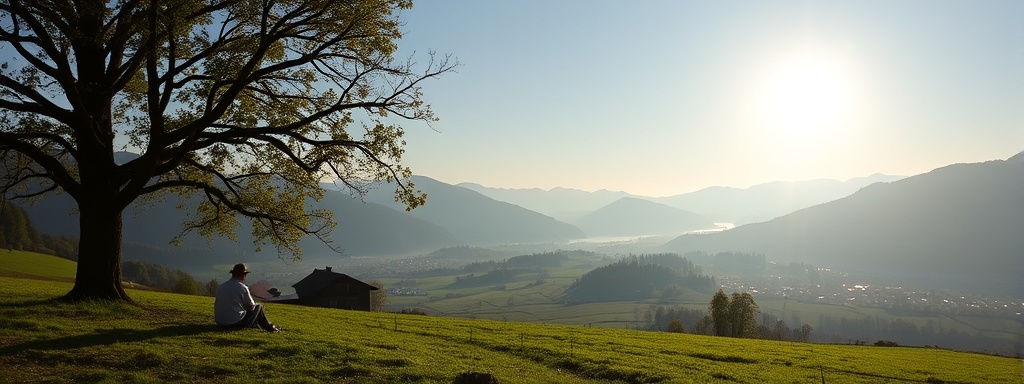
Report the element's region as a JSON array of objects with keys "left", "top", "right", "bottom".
[{"left": 0, "top": 0, "right": 454, "bottom": 301}]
